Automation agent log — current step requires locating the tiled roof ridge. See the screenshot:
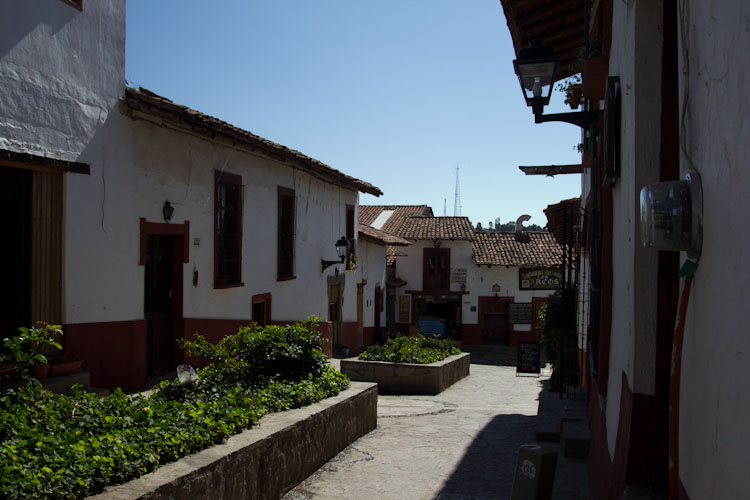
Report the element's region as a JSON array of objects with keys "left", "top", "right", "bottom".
[
  {"left": 122, "top": 87, "right": 382, "bottom": 197},
  {"left": 472, "top": 231, "right": 563, "bottom": 267}
]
